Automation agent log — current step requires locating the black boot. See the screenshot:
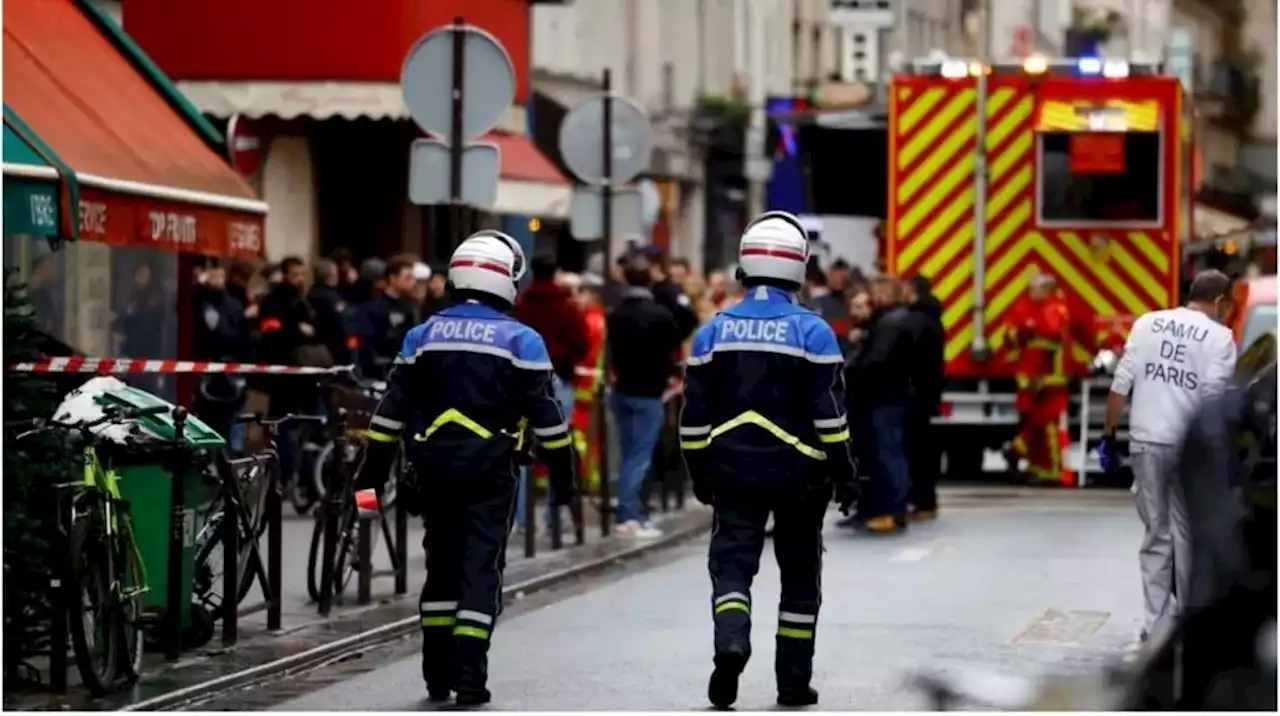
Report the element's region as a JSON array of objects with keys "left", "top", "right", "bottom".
[
  {"left": 455, "top": 688, "right": 492, "bottom": 706},
  {"left": 708, "top": 649, "right": 748, "bottom": 709},
  {"left": 427, "top": 688, "right": 452, "bottom": 703},
  {"left": 777, "top": 686, "right": 819, "bottom": 707}
]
